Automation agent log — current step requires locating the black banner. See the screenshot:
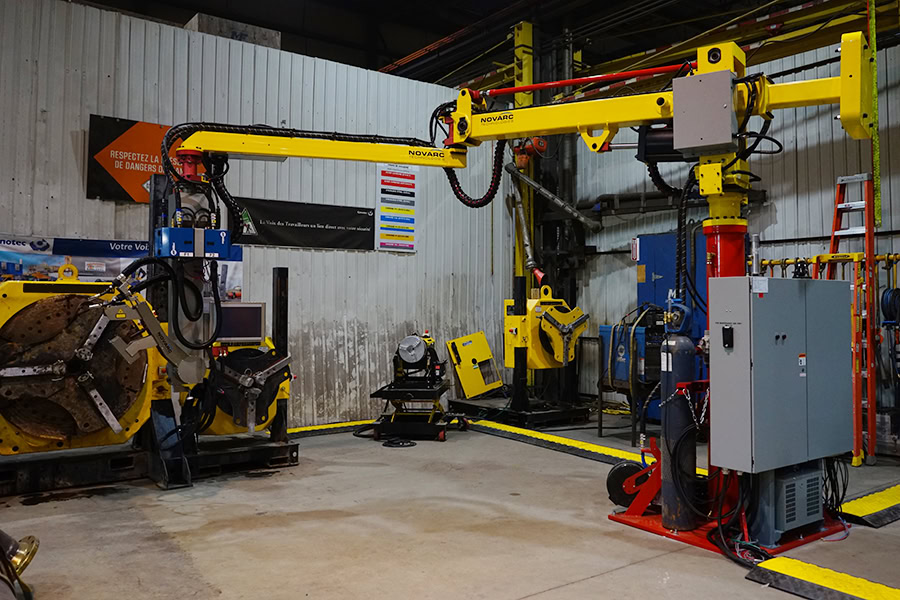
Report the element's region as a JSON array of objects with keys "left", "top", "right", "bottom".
[{"left": 235, "top": 197, "right": 375, "bottom": 251}]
